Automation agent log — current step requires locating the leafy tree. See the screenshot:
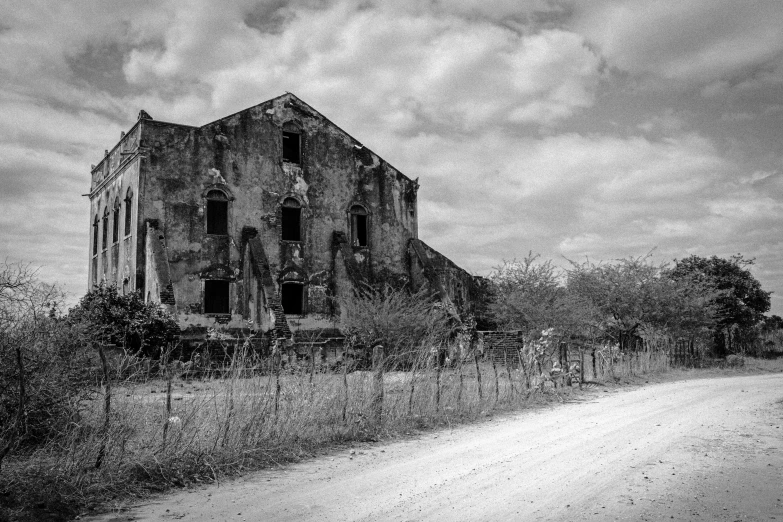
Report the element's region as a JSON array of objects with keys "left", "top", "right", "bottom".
[
  {"left": 489, "top": 254, "right": 596, "bottom": 340},
  {"left": 670, "top": 255, "right": 771, "bottom": 354},
  {"left": 761, "top": 314, "right": 783, "bottom": 332},
  {"left": 567, "top": 254, "right": 718, "bottom": 350},
  {"left": 67, "top": 284, "right": 179, "bottom": 357}
]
